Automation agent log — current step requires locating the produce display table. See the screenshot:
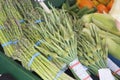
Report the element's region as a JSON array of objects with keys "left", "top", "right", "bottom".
[{"left": 0, "top": 0, "right": 120, "bottom": 80}]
